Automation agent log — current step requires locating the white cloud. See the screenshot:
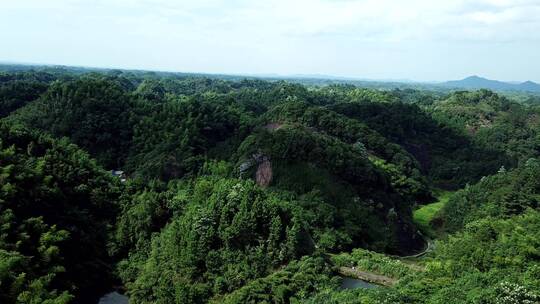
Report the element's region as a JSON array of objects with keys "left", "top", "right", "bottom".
[
  {"left": 1, "top": 0, "right": 539, "bottom": 81},
  {"left": 4, "top": 0, "right": 539, "bottom": 42}
]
